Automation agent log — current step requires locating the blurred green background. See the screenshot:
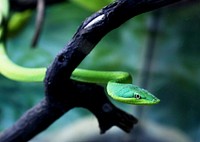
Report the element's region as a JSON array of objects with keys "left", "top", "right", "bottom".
[{"left": 1, "top": 1, "right": 200, "bottom": 141}]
